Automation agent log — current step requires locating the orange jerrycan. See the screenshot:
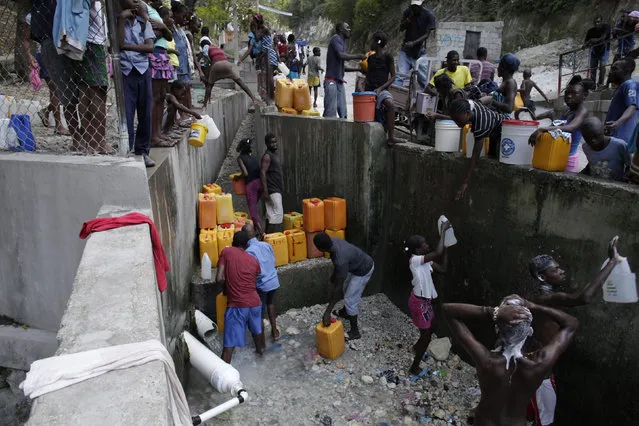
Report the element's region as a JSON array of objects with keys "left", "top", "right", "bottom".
[
  {"left": 324, "top": 197, "right": 346, "bottom": 231},
  {"left": 216, "top": 292, "right": 228, "bottom": 333},
  {"left": 215, "top": 193, "right": 234, "bottom": 224},
  {"left": 229, "top": 173, "right": 246, "bottom": 195},
  {"left": 325, "top": 229, "right": 345, "bottom": 240},
  {"left": 306, "top": 231, "right": 324, "bottom": 258},
  {"left": 284, "top": 229, "right": 307, "bottom": 263},
  {"left": 283, "top": 212, "right": 303, "bottom": 230},
  {"left": 275, "top": 79, "right": 294, "bottom": 109},
  {"left": 199, "top": 228, "right": 219, "bottom": 267},
  {"left": 203, "top": 183, "right": 222, "bottom": 194},
  {"left": 532, "top": 132, "right": 571, "bottom": 171},
  {"left": 316, "top": 318, "right": 345, "bottom": 360},
  {"left": 292, "top": 79, "right": 312, "bottom": 112},
  {"left": 217, "top": 224, "right": 235, "bottom": 255},
  {"left": 303, "top": 198, "right": 325, "bottom": 232},
  {"left": 198, "top": 193, "right": 217, "bottom": 229},
  {"left": 264, "top": 232, "right": 289, "bottom": 266}
]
